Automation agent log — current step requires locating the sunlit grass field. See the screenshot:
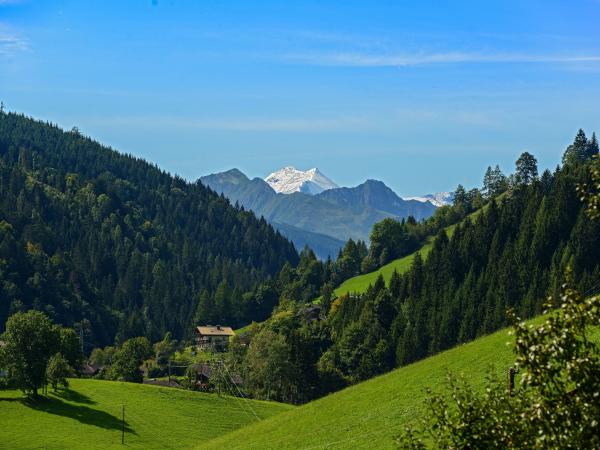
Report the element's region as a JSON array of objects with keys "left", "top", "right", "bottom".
[
  {"left": 0, "top": 378, "right": 291, "bottom": 449},
  {"left": 201, "top": 317, "right": 551, "bottom": 450}
]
